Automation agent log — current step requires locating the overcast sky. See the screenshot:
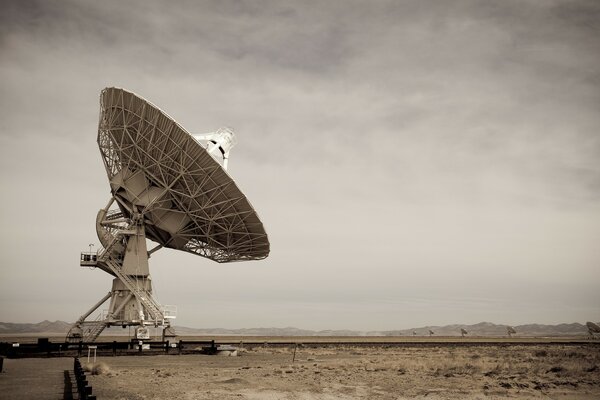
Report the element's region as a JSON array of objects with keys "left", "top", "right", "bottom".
[{"left": 1, "top": 0, "right": 599, "bottom": 331}]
